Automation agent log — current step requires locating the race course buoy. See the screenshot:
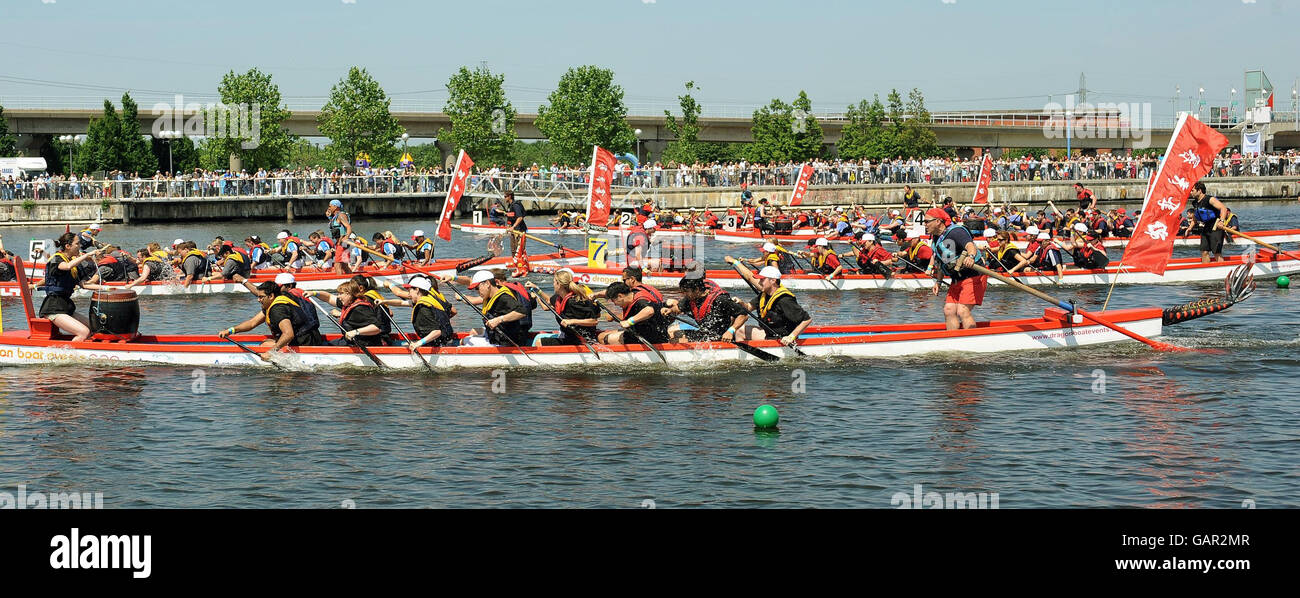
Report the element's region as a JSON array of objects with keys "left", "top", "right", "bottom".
[
  {"left": 753, "top": 405, "right": 780, "bottom": 430},
  {"left": 1278, "top": 275, "right": 1291, "bottom": 289}
]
